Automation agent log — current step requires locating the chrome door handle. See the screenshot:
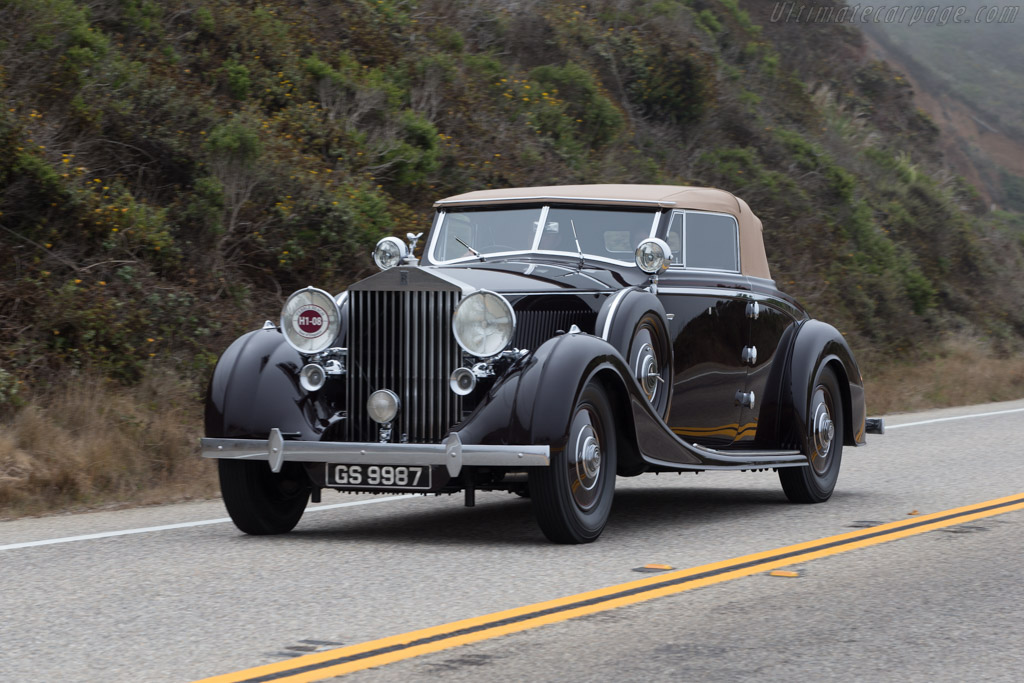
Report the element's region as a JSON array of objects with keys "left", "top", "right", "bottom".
[{"left": 742, "top": 346, "right": 758, "bottom": 365}]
